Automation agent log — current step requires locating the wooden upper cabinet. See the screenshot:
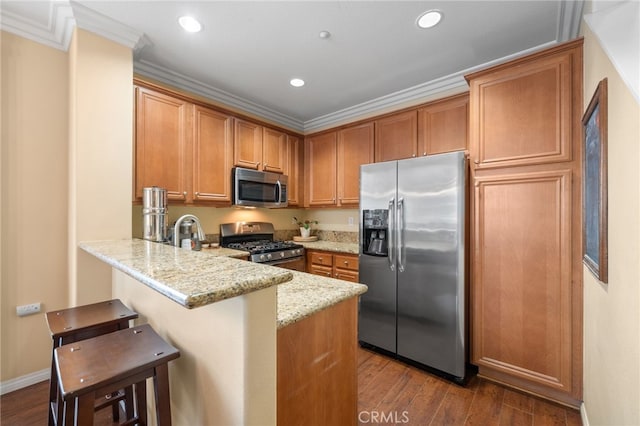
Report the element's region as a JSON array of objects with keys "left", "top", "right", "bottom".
[
  {"left": 418, "top": 93, "right": 469, "bottom": 155},
  {"left": 467, "top": 49, "right": 574, "bottom": 169},
  {"left": 192, "top": 105, "right": 233, "bottom": 203},
  {"left": 135, "top": 86, "right": 190, "bottom": 201},
  {"left": 285, "top": 135, "right": 302, "bottom": 206},
  {"left": 305, "top": 132, "right": 337, "bottom": 206},
  {"left": 233, "top": 118, "right": 263, "bottom": 170},
  {"left": 262, "top": 128, "right": 287, "bottom": 173},
  {"left": 374, "top": 110, "right": 418, "bottom": 162},
  {"left": 338, "top": 122, "right": 374, "bottom": 206}
]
